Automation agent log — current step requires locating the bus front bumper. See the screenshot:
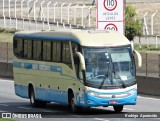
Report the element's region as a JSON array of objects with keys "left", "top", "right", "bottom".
[{"left": 76, "top": 92, "right": 137, "bottom": 107}]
